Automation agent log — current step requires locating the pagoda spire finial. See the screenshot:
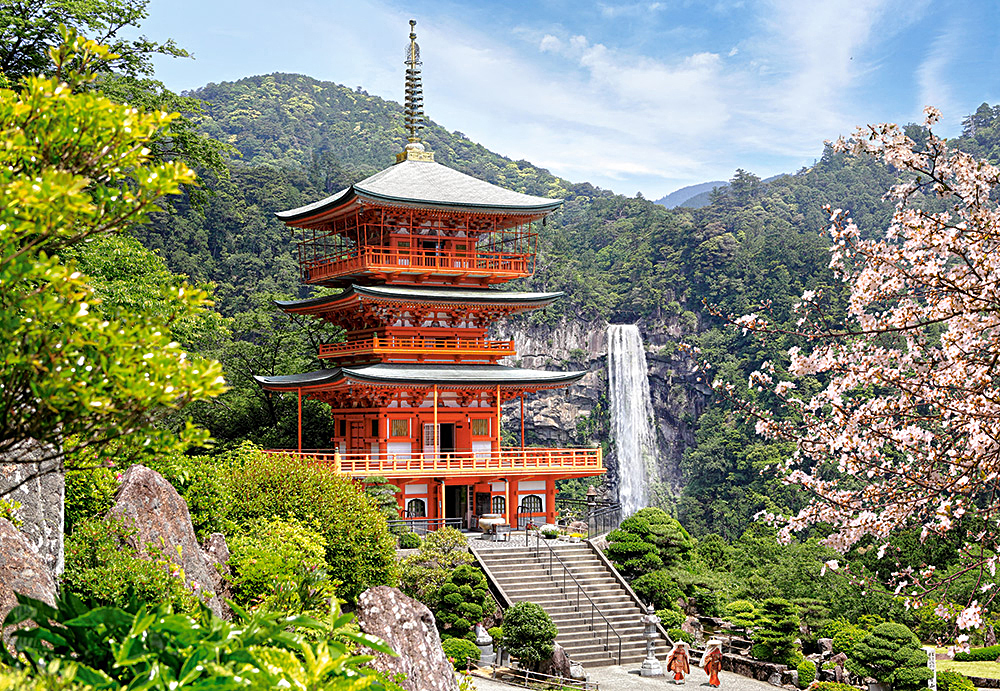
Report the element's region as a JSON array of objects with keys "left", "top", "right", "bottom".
[{"left": 398, "top": 19, "right": 434, "bottom": 163}]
